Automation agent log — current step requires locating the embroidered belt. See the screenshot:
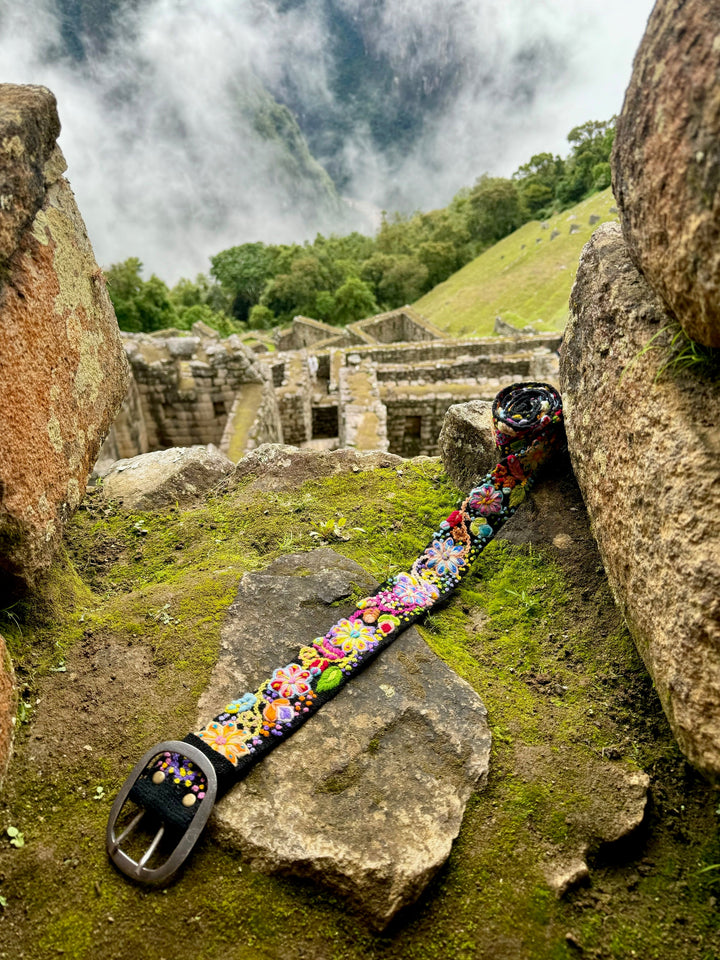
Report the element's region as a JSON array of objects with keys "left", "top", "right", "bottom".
[{"left": 107, "top": 381, "right": 564, "bottom": 884}]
